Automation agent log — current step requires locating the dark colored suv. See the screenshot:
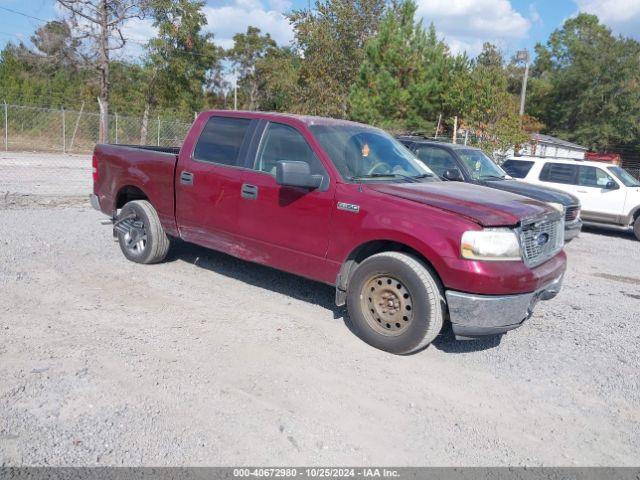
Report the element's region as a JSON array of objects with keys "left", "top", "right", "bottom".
[{"left": 398, "top": 137, "right": 582, "bottom": 241}]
